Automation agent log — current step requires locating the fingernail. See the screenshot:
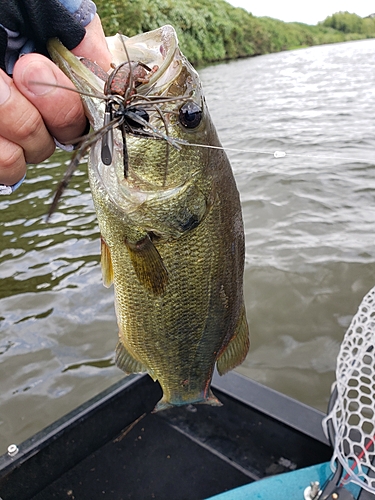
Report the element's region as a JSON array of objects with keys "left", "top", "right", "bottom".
[
  {"left": 0, "top": 74, "right": 11, "bottom": 105},
  {"left": 22, "top": 62, "right": 57, "bottom": 96}
]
